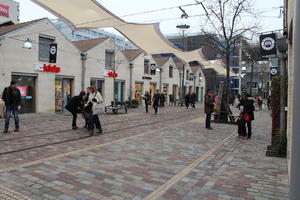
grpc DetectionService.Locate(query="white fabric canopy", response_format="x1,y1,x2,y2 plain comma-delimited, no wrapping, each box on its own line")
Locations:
205,60,237,77
31,0,206,63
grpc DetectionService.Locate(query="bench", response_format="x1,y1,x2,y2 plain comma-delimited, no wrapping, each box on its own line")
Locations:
105,101,128,114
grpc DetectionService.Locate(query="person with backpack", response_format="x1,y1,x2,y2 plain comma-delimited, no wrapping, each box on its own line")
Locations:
2,81,21,133
65,91,86,130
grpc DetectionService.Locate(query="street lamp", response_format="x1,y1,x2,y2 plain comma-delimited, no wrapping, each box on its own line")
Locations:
176,24,190,106
156,67,163,92
23,39,32,49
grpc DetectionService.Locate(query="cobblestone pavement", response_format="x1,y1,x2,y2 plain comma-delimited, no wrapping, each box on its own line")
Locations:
0,105,289,200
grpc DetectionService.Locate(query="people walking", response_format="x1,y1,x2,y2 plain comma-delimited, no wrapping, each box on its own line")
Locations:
143,91,151,113
152,89,160,114
2,81,21,133
65,91,86,130
185,92,191,109
204,89,214,130
85,87,103,136
191,92,196,108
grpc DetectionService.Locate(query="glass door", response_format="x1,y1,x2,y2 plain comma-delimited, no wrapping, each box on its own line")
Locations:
55,79,72,112
55,79,62,112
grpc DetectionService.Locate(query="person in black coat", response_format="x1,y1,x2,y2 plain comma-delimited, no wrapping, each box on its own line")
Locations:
160,92,165,107
2,81,21,133
143,91,151,113
152,89,160,114
65,91,86,130
185,92,191,109
190,92,196,108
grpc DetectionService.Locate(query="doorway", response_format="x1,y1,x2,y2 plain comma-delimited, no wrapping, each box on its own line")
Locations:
55,78,73,112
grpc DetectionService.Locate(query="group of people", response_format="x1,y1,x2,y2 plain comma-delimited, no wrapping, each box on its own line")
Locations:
142,89,161,114
65,86,103,136
184,92,197,109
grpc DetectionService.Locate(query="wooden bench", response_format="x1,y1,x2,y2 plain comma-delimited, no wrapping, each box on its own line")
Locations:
105,101,128,114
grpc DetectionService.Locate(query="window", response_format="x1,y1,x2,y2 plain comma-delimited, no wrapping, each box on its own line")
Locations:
186,70,189,80
39,35,55,61
105,50,114,69
169,65,173,78
144,59,150,74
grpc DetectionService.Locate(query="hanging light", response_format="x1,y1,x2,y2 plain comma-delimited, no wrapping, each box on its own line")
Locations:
23,39,32,49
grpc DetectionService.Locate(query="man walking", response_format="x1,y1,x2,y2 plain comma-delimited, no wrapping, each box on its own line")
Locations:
204,89,214,130
152,89,160,114
2,81,21,133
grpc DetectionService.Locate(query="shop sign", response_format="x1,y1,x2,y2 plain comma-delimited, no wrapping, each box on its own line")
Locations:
35,64,61,73
142,76,152,80
0,4,9,17
259,33,277,58
49,43,57,63
103,71,118,78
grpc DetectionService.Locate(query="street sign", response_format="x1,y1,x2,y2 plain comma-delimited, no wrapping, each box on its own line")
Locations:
150,64,156,75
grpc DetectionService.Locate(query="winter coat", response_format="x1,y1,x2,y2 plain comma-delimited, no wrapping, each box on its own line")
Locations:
152,94,160,105
65,95,84,113
191,93,196,104
85,92,103,106
1,87,21,106
143,94,151,105
204,94,214,114
185,94,191,105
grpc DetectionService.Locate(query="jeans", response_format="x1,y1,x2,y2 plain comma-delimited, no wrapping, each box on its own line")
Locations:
246,121,252,138
5,105,19,130
145,103,149,113
89,112,102,131
153,103,159,114
205,113,211,128
71,112,77,127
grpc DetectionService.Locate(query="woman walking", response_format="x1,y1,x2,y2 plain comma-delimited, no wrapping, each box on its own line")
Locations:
185,92,191,109
85,87,103,136
65,91,86,130
143,91,151,113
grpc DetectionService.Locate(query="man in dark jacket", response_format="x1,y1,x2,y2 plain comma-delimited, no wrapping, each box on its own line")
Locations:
152,89,160,114
160,92,165,107
191,92,197,108
65,91,86,130
204,89,214,130
185,92,191,109
2,81,21,133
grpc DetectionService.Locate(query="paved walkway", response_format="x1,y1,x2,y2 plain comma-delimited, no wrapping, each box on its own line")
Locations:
0,105,289,200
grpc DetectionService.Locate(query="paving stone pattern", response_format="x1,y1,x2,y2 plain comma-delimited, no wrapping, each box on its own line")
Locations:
0,106,289,200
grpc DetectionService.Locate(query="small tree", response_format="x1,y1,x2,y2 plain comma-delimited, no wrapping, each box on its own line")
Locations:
199,0,259,120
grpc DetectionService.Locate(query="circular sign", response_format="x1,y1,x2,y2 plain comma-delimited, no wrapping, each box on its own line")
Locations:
261,37,275,51
50,46,57,55
270,68,278,75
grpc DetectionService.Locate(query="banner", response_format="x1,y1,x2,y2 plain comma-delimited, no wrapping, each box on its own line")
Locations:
260,33,277,58
49,43,57,63
0,4,9,17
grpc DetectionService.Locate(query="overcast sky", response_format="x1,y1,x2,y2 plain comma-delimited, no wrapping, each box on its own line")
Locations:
14,0,283,38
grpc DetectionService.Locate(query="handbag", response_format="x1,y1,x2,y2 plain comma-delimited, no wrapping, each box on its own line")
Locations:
92,102,105,115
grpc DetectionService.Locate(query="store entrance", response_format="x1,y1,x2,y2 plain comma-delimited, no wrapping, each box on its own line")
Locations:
12,75,36,113
55,78,72,112
149,83,157,98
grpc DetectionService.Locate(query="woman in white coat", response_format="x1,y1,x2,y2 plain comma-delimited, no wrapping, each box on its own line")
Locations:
85,87,103,135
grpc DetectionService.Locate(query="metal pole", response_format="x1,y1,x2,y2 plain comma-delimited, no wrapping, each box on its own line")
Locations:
80,53,87,91
181,64,185,107
129,62,133,106
249,61,254,96
159,69,162,92
290,0,300,198
280,53,287,132
238,39,242,95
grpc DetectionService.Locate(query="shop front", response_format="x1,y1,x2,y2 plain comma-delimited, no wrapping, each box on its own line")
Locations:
55,76,73,112
114,80,125,102
163,84,169,104
11,73,37,114
172,84,178,100
134,82,143,104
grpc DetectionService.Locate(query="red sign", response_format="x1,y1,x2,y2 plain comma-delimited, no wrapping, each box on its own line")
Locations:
43,64,61,73
17,87,27,97
0,4,9,17
108,71,118,78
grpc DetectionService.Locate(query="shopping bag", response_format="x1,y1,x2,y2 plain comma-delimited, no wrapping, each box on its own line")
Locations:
92,102,105,115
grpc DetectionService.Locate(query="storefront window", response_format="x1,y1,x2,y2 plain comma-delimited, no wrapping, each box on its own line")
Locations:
12,75,36,113
91,79,104,96
55,78,73,112
114,80,125,102
135,83,143,104
149,83,157,98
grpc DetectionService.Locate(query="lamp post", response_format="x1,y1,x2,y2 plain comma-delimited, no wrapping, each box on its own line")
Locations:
176,24,190,107
129,62,134,107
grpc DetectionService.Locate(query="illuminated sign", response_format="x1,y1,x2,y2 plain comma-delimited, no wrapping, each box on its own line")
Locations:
104,71,118,78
